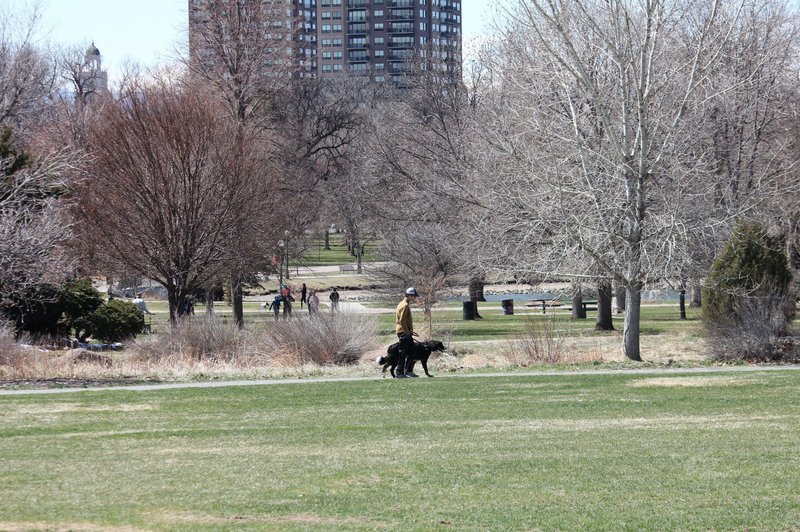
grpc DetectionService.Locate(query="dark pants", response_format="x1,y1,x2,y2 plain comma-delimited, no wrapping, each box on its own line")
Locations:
397,332,414,375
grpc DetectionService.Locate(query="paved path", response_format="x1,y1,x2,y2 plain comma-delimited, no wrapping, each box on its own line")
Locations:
2,365,798,396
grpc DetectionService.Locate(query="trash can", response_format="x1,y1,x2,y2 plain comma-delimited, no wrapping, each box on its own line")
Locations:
501,299,514,315
462,300,476,320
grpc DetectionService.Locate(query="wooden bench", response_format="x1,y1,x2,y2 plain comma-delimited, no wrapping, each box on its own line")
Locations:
525,299,563,314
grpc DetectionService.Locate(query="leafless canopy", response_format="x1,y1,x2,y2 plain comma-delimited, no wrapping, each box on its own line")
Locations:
82,77,277,321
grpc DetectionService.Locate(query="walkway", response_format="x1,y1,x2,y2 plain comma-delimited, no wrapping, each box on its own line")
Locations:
2,365,798,396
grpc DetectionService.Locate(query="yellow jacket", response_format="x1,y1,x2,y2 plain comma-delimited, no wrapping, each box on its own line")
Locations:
395,298,413,334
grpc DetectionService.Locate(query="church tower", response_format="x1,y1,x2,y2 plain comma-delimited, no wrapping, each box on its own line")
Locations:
79,42,109,102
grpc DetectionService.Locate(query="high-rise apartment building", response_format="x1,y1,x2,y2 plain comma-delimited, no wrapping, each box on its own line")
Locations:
189,0,462,85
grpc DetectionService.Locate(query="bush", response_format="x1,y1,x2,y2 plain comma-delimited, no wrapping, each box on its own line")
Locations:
59,280,105,340
91,299,145,342
509,315,567,366
0,279,104,338
268,313,377,365
135,315,245,362
703,221,794,361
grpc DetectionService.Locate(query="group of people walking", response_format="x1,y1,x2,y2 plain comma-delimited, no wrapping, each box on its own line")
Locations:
266,283,341,321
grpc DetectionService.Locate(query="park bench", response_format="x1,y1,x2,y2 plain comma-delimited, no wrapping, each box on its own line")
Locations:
525,299,564,314
339,264,357,272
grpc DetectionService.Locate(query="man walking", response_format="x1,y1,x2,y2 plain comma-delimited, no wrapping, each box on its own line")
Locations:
329,287,340,312
395,287,419,378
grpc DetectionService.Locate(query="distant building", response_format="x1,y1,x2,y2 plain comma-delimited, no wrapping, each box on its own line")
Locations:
78,42,108,102
188,0,462,86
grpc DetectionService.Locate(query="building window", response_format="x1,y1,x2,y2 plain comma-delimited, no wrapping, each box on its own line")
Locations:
374,36,384,44
374,23,384,30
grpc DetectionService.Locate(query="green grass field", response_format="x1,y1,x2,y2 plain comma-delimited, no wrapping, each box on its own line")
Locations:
372,305,703,341
2,369,800,530
295,239,377,267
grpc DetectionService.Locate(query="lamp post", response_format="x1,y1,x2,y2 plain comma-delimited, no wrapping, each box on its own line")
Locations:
284,230,290,282
278,239,285,287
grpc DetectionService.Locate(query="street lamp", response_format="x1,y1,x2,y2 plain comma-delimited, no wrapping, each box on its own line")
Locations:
277,239,285,286
284,230,290,282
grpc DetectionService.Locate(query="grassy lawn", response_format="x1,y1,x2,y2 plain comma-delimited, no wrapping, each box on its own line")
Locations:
373,305,703,341
2,369,800,529
296,239,378,267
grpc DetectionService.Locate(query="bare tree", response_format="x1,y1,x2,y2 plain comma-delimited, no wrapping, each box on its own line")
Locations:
0,3,56,131
475,0,753,360
0,128,78,303
82,77,278,322
186,0,362,325
363,54,485,327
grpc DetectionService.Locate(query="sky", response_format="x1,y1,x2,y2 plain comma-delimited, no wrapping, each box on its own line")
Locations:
38,0,498,83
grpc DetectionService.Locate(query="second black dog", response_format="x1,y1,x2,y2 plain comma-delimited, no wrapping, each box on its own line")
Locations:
376,339,445,378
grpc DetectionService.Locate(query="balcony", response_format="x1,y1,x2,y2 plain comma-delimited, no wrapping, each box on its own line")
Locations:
388,23,414,33
389,0,413,7
348,38,368,49
389,62,411,73
389,49,413,60
348,23,368,34
348,0,367,7
389,9,413,20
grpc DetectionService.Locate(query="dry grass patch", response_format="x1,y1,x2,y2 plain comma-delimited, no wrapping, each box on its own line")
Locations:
0,522,145,532
472,414,793,433
629,376,758,388
0,314,379,382
156,510,381,527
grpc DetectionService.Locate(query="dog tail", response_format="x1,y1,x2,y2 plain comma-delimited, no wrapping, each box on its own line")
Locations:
376,355,387,365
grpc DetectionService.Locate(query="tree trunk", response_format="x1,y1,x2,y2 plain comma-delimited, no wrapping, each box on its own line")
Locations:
356,244,363,274
623,283,643,361
615,283,626,314
595,282,615,331
690,284,702,308
324,230,330,251
572,285,586,319
423,303,433,340
205,287,215,315
168,288,178,324
679,289,687,320
469,276,485,319
232,276,244,328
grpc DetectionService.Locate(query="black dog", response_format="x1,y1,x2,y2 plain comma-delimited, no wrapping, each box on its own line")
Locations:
376,339,445,378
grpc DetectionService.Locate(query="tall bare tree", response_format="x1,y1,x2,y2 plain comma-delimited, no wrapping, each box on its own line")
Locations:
363,53,485,329
82,77,278,322
186,0,362,325
475,0,754,360
0,129,78,303
0,3,56,131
